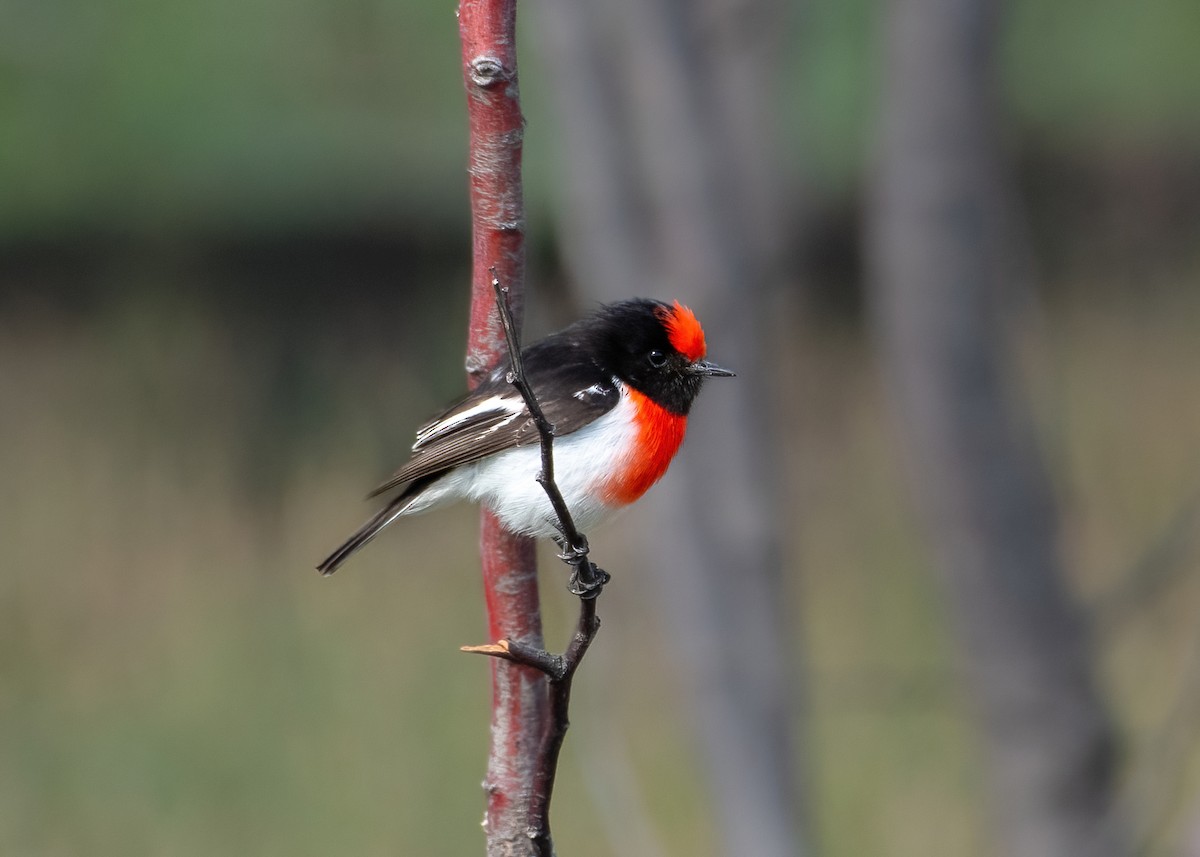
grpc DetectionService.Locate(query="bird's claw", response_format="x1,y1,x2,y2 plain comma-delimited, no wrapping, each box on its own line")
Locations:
567,563,610,599
556,534,590,565
553,534,607,597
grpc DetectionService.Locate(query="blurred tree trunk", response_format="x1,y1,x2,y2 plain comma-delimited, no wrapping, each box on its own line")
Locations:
864,1,1128,856
530,0,807,856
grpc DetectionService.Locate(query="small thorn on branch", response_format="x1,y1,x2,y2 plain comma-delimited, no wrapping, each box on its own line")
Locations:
462,639,569,680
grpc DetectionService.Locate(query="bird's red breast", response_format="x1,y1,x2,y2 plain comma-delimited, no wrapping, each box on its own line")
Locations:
603,387,688,505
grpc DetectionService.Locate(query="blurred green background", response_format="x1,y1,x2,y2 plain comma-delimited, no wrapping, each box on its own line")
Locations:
3,0,1199,854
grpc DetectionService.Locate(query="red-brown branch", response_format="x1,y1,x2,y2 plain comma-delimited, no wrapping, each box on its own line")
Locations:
461,0,526,386
459,2,546,855
459,4,609,854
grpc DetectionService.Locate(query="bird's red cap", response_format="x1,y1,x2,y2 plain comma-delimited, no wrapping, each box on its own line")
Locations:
657,301,707,363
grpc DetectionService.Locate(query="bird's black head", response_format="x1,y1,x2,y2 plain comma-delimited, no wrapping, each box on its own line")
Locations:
573,299,734,415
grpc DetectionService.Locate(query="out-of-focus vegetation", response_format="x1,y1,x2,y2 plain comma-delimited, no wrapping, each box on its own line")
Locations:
3,0,1199,237
3,0,1200,854
4,286,1199,856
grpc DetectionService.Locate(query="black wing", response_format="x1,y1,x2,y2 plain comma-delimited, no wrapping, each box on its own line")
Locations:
366,344,619,498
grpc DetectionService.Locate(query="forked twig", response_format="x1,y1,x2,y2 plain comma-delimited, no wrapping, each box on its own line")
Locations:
460,270,610,856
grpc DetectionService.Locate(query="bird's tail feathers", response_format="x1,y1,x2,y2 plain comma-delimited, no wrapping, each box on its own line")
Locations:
316,477,435,575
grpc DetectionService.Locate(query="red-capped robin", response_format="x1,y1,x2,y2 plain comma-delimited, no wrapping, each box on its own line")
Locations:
317,299,733,575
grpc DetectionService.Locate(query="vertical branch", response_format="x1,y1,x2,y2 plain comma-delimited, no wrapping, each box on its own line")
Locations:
461,0,526,385
457,2,545,855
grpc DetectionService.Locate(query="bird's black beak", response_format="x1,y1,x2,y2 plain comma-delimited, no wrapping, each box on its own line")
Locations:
691,360,736,377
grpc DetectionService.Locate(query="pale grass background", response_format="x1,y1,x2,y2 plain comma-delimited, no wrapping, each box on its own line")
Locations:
3,284,1197,856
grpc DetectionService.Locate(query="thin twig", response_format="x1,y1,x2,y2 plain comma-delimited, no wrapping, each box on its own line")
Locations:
491,269,610,598
465,599,600,856
1092,486,1200,637
459,270,610,857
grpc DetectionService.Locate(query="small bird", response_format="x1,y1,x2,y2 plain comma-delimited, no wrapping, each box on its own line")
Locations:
316,299,733,575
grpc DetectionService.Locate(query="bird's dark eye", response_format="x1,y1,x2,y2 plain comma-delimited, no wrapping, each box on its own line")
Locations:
648,350,667,367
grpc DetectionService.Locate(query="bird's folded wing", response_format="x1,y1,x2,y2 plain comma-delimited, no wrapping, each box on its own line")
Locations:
367,360,620,499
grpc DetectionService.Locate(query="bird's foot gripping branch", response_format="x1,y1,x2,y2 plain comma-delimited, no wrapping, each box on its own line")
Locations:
559,539,610,599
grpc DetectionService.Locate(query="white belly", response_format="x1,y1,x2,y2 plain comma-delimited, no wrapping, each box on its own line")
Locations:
416,392,640,539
